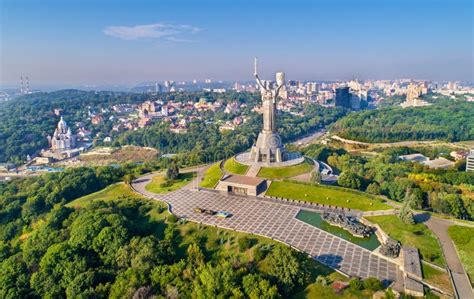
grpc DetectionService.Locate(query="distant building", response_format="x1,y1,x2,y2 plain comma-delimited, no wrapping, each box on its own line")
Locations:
141,100,158,113
399,153,454,169
422,157,455,169
450,151,467,161
400,82,431,108
467,149,474,172
334,86,351,108
91,115,104,125
47,116,76,151
53,108,63,116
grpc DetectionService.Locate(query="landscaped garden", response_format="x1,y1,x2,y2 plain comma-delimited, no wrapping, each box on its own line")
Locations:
448,225,474,283
365,215,445,267
199,162,224,188
223,157,249,175
266,181,391,211
257,158,315,179
145,172,195,194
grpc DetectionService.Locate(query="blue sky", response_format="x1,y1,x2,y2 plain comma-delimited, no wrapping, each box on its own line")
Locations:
1,0,473,86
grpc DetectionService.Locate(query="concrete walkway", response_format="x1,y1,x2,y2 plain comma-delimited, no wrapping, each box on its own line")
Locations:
417,214,473,299
246,165,261,177
132,173,402,287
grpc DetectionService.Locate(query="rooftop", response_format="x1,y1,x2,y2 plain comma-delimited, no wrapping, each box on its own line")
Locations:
220,174,265,186
402,247,422,278
422,157,455,169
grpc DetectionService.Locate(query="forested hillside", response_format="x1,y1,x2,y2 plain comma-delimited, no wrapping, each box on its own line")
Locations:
0,90,149,163
331,99,474,143
1,167,380,298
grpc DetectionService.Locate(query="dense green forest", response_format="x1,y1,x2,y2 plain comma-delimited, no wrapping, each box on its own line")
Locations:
304,145,474,220
0,167,392,298
331,99,474,143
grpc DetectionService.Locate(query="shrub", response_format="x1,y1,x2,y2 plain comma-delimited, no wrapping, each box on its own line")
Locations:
349,277,363,291
167,214,178,223
316,275,328,286
238,237,251,252
160,180,174,188
253,246,266,262
363,277,383,291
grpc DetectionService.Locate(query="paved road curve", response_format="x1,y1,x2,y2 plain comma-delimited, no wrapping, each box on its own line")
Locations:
422,215,474,299
133,173,402,286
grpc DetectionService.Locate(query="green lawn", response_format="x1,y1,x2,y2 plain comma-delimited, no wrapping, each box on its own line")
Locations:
266,181,391,211
66,183,147,208
421,262,452,293
223,158,249,175
199,163,223,188
448,225,474,284
145,172,195,194
258,158,314,179
365,215,445,267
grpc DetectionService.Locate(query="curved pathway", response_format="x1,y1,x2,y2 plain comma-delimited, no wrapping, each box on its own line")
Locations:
420,215,474,299
132,173,402,286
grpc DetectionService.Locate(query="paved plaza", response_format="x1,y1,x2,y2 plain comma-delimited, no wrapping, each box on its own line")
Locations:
133,173,401,285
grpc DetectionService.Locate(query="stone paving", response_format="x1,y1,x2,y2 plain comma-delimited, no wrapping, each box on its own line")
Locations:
133,174,401,285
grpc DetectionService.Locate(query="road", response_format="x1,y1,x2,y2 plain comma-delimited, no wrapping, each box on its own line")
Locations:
416,214,473,299
331,135,473,150
132,173,402,287
292,129,327,146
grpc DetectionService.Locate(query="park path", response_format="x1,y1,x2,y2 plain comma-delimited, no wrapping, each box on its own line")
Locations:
132,173,402,287
420,215,474,299
245,165,261,177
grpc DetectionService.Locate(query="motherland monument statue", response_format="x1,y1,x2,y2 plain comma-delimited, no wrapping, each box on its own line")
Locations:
248,57,286,163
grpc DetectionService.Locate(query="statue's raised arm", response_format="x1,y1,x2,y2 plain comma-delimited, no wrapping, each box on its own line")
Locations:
254,57,267,92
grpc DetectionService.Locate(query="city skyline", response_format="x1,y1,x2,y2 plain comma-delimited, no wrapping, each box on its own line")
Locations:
1,0,473,87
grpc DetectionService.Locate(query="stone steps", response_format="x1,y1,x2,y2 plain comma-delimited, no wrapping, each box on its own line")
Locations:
246,165,261,177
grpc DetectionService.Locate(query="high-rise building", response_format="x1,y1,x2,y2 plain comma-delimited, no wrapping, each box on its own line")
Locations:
466,149,474,172
335,86,351,108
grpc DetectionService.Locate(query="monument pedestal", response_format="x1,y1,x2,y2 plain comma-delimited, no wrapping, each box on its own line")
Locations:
249,131,285,163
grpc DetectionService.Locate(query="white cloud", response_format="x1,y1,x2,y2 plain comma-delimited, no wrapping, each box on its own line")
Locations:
103,23,201,41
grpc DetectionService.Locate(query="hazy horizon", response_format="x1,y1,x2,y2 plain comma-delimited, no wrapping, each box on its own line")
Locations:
1,0,473,87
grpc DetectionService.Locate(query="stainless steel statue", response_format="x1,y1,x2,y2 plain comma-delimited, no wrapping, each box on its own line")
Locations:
249,58,286,163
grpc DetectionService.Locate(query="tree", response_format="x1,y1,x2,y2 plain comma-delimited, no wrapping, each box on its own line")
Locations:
192,261,242,298
242,274,278,299
166,163,180,180
337,171,362,189
366,182,381,195
30,242,89,298
363,277,383,291
0,254,31,299
267,246,308,295
238,237,251,252
187,243,205,269
398,201,415,224
310,170,322,184
123,173,136,185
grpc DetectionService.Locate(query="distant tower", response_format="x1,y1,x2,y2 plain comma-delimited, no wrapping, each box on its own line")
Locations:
20,76,24,94
25,77,30,94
